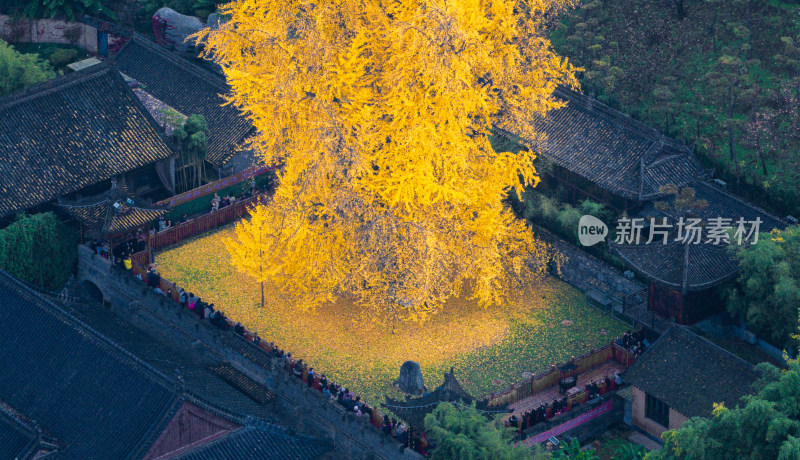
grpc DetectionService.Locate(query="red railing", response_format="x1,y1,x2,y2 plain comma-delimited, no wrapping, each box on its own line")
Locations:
131,250,150,267
146,195,263,251
486,342,635,408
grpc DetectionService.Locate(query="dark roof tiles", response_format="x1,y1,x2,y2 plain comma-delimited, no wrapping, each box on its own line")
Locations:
59,186,168,237
496,87,705,200
0,271,180,460
0,411,36,460
0,270,333,459
0,63,173,218
612,181,787,291
114,36,253,167
624,326,759,418
175,422,333,460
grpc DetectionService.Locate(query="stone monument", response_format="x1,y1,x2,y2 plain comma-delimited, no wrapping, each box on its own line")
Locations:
395,361,426,396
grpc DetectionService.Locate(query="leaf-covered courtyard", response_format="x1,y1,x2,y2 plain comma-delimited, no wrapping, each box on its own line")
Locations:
155,226,628,405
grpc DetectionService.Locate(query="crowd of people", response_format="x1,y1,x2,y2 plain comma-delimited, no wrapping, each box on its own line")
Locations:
209,178,264,213
154,216,174,233
506,370,620,434
618,330,650,358
111,253,424,452
503,331,645,435
210,193,238,212
88,239,111,259
270,347,427,451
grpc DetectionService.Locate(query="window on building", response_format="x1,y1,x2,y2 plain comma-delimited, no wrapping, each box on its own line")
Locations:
645,392,670,427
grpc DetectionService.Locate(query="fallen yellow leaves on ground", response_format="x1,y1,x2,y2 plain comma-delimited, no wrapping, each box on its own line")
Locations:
156,226,628,405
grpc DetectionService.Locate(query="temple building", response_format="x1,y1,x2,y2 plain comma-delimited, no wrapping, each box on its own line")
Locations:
113,34,256,178
622,326,758,440
0,270,333,459
497,87,790,325
58,181,169,245
0,62,175,225
495,86,706,213
612,181,786,324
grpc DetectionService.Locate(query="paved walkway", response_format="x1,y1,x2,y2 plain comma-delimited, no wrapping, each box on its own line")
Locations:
508,362,626,415
628,431,663,452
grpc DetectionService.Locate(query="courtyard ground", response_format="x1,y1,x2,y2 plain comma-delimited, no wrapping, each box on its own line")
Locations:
155,226,628,406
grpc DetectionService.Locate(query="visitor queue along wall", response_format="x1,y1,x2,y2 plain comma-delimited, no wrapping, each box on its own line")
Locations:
80,167,637,455
78,172,421,459
78,245,421,460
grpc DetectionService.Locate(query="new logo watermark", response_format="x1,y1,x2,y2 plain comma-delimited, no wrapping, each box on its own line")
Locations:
578,215,609,247
577,216,762,247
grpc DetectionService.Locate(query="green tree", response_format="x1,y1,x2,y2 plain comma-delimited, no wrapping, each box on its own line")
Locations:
0,40,56,97
172,114,209,193
724,226,800,349
424,402,534,460
608,439,647,460
647,318,800,460
0,213,78,290
551,438,599,459
1,0,114,20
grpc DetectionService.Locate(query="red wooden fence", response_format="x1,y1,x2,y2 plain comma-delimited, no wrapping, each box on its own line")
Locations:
487,342,636,407
155,165,272,208
147,195,263,251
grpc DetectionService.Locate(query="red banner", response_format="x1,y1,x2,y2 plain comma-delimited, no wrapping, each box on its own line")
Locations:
520,400,613,447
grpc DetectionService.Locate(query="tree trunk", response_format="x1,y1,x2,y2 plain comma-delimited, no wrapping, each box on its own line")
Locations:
728,83,736,163
710,9,718,53
696,119,701,143
193,151,201,189
756,135,768,176
261,280,265,309
675,0,686,20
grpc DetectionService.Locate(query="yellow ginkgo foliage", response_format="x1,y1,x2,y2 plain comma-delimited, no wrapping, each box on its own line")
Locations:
198,0,578,326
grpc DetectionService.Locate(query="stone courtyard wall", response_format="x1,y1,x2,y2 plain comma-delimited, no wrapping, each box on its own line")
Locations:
77,245,421,460
534,226,645,310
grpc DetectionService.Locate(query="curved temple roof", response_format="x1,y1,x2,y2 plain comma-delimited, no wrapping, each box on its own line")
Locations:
611,181,787,291
113,35,254,167
58,184,170,238
494,86,706,201
0,62,174,219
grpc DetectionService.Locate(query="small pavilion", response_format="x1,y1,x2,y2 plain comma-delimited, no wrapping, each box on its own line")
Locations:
384,368,508,430
58,180,169,248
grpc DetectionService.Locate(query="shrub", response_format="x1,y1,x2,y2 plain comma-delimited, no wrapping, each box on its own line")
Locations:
0,213,78,290
0,40,56,96
48,48,78,68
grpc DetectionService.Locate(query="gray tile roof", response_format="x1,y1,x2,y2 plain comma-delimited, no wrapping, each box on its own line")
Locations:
612,181,787,291
0,271,332,459
623,326,759,418
495,87,705,200
0,409,36,460
113,35,254,167
58,185,169,238
175,422,333,460
0,271,181,459
0,62,174,218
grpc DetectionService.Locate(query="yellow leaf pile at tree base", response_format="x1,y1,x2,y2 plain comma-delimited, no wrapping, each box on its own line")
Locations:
156,226,628,405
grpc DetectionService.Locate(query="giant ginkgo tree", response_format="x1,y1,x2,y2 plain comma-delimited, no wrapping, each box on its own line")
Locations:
198,0,579,325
